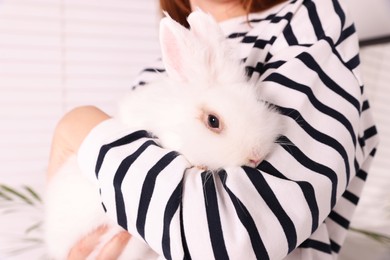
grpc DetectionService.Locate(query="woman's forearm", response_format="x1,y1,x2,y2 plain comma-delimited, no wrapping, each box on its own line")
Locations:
46,106,110,181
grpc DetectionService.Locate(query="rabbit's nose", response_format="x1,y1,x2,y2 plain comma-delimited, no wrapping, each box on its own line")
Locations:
248,158,261,167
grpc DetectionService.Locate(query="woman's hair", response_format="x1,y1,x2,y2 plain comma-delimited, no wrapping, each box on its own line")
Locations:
159,0,287,28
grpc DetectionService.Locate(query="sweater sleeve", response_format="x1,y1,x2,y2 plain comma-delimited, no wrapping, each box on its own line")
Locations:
77,1,378,259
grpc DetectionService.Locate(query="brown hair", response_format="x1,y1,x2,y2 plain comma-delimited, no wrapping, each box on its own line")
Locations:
159,0,287,28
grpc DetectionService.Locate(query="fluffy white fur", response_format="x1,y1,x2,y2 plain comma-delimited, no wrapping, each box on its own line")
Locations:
45,156,158,259
45,10,282,259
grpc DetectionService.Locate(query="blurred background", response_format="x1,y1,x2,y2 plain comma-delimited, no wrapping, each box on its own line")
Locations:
0,0,389,259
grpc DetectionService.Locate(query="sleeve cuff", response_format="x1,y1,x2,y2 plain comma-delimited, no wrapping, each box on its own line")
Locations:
77,118,140,182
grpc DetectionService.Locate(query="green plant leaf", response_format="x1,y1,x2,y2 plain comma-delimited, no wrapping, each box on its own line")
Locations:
23,186,42,203
25,221,43,234
0,189,13,201
0,185,35,205
0,184,45,257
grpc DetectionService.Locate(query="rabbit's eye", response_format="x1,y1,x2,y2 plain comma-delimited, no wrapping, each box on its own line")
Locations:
207,114,220,129
200,109,223,133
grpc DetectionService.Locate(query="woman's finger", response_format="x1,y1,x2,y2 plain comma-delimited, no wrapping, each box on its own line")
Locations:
96,230,131,260
67,225,108,260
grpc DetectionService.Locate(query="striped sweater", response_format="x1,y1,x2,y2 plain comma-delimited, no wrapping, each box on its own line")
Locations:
78,0,379,259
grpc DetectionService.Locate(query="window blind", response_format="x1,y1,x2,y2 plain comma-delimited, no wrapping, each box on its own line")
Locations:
0,0,160,182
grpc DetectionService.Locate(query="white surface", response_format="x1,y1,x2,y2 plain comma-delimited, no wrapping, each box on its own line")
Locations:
340,231,390,260
343,0,390,40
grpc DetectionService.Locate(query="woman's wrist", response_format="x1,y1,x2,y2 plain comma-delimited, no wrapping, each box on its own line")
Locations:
47,106,111,181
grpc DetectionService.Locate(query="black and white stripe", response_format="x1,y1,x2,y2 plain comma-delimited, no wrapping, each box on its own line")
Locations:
81,0,379,259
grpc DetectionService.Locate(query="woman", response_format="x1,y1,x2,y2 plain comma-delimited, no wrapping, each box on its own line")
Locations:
47,0,378,259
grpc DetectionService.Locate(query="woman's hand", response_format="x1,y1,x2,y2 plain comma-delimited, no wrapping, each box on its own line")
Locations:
47,106,110,181
68,225,131,260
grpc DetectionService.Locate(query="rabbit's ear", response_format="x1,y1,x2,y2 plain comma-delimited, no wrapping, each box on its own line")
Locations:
159,14,193,82
160,10,244,85
187,10,226,54
186,10,245,84
187,10,229,76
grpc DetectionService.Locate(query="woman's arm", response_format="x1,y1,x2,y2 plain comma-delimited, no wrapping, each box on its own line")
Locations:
46,106,132,259
47,106,110,181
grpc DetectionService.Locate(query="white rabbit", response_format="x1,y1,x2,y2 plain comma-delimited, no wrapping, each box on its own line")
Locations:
45,10,282,259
